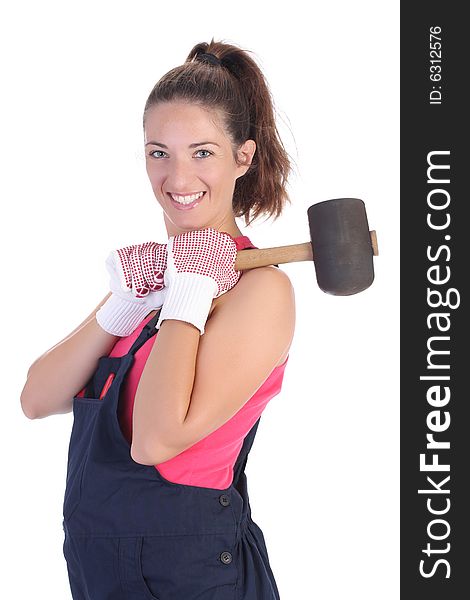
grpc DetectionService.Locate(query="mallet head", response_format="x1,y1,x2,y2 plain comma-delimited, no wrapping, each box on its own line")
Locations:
308,198,375,295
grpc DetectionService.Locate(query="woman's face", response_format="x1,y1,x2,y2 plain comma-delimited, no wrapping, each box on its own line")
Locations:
144,101,255,237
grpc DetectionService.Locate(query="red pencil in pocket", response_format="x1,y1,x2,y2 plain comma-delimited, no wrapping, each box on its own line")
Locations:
99,373,115,400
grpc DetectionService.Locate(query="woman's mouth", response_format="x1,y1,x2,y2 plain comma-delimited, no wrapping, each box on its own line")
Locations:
168,191,205,210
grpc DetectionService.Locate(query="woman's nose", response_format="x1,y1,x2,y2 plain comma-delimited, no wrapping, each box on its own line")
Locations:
165,158,196,190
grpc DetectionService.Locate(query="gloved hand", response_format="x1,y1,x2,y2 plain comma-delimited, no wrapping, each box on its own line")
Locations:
156,228,241,335
96,241,168,336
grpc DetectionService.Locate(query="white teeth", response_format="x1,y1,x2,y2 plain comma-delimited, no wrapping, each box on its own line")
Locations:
170,191,204,205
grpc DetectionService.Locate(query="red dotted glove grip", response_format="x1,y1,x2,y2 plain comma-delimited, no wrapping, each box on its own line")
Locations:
114,241,167,298
169,228,240,297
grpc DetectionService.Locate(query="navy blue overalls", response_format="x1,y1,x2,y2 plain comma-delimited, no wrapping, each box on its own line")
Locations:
62,308,281,599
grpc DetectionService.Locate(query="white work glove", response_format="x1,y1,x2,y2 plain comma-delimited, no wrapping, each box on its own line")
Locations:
96,241,168,336
156,228,241,335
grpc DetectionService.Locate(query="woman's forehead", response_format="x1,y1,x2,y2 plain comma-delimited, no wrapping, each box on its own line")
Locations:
145,101,225,135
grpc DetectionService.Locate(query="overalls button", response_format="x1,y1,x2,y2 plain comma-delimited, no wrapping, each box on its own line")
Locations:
219,494,230,506
220,551,233,564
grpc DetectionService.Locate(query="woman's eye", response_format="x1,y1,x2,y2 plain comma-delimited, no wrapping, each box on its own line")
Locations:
195,149,212,158
149,150,167,159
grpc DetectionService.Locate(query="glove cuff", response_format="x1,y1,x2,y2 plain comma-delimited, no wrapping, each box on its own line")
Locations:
96,293,153,336
156,272,218,335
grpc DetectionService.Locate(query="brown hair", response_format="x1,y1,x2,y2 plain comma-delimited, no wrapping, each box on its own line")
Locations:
143,38,293,226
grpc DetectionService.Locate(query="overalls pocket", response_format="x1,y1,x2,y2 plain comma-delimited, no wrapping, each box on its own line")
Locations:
63,398,101,521
134,533,238,600
118,537,161,600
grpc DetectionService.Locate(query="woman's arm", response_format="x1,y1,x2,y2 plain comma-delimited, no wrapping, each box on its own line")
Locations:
131,267,296,465
20,292,120,419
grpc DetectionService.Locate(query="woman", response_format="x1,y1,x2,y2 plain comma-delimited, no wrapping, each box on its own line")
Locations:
21,39,296,600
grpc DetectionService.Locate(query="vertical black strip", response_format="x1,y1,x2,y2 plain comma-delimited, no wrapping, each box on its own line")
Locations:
401,3,468,598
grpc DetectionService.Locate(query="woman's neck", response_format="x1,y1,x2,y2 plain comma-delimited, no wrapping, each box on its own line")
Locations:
164,217,244,239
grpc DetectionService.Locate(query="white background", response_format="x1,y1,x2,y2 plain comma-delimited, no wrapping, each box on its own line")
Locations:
1,1,399,598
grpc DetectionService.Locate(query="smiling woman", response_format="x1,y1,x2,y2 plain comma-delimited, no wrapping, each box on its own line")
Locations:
143,102,257,234
143,40,291,228
20,38,296,600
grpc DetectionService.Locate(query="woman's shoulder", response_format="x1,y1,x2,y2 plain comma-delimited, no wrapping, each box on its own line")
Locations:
211,265,296,366
216,264,294,309
239,264,294,297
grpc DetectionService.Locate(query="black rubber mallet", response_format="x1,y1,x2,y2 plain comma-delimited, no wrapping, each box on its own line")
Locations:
234,198,378,295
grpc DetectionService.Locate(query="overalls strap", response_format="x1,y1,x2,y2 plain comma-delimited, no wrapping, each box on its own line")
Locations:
126,308,162,356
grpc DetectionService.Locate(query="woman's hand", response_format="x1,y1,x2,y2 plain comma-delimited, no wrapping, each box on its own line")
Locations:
113,241,167,297
156,228,241,335
96,242,168,336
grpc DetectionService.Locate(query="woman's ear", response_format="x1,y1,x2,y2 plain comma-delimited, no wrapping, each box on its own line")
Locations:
236,139,256,177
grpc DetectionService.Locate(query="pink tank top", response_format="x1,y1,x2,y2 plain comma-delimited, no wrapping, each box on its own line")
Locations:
108,236,289,489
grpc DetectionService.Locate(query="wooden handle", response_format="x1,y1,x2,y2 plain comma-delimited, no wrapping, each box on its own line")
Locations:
234,231,378,270
234,242,313,270
370,230,379,256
